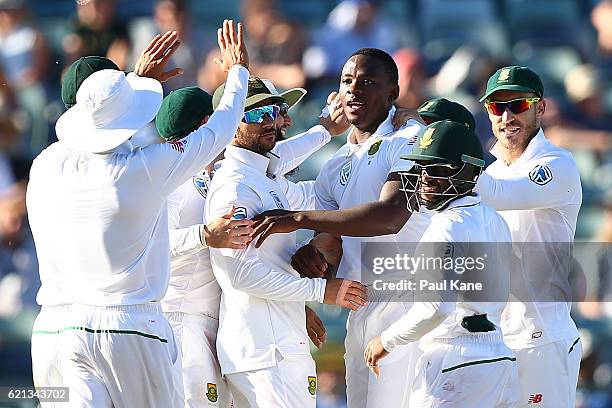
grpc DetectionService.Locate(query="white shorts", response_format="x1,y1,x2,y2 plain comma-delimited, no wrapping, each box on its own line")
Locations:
225,352,317,408
344,301,421,408
410,334,519,408
32,305,72,398
32,303,183,408
166,312,231,407
513,337,581,407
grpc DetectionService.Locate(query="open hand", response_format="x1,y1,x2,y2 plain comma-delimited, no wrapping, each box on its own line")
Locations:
392,106,425,130
323,278,367,311
363,336,389,379
319,91,350,136
306,306,327,348
134,31,183,82
212,19,249,73
204,206,254,249
251,209,300,247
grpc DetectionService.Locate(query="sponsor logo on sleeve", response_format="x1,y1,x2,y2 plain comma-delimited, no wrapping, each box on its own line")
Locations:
232,206,248,220
340,161,352,186
527,393,543,404
269,191,285,209
528,164,553,186
192,174,210,198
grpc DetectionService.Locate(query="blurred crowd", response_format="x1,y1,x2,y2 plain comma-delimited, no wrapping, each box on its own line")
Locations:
0,0,611,406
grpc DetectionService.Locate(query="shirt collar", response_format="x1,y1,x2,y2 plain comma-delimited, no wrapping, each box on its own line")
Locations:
490,128,547,167
347,105,396,148
444,194,481,210
224,144,272,175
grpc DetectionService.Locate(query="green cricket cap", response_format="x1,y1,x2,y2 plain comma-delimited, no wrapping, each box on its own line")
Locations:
480,65,544,102
155,86,213,142
403,120,484,167
62,56,120,108
418,98,475,130
212,76,306,111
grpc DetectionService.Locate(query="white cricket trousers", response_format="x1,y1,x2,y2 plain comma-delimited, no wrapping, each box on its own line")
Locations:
166,311,231,408
409,333,519,408
31,303,183,408
225,352,317,408
513,337,582,407
345,301,422,408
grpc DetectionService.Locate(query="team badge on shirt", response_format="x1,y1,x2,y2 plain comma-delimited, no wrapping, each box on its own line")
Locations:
340,161,352,186
192,174,211,198
269,191,285,209
368,139,382,155
528,164,553,186
307,376,317,396
206,383,218,402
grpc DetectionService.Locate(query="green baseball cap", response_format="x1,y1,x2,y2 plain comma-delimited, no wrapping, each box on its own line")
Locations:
418,98,476,130
212,76,306,111
403,120,484,168
155,86,213,142
480,65,544,102
62,56,120,108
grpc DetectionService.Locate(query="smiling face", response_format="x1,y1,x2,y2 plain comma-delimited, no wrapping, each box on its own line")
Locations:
234,100,284,155
486,90,545,162
339,54,399,133
415,163,454,206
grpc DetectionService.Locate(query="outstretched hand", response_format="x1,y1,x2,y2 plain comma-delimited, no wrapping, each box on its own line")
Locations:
392,106,425,130
134,31,183,82
212,19,249,73
251,209,300,248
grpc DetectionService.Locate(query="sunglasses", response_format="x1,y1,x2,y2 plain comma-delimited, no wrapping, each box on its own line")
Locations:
242,105,281,124
413,163,458,178
484,98,541,116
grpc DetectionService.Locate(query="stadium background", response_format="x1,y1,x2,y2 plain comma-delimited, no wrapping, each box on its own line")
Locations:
0,0,610,406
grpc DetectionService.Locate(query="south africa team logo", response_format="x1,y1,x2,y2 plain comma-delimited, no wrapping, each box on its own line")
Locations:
340,161,352,186
368,139,382,155
307,376,317,396
206,383,218,402
528,164,553,186
419,128,435,149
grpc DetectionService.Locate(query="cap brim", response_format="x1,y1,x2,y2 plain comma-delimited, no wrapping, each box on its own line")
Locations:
56,75,163,153
244,93,285,110
280,88,306,109
479,85,540,102
402,154,448,162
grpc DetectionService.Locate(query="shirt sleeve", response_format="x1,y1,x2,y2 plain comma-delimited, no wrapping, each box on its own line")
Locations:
314,162,339,210
380,225,460,351
167,185,205,258
271,125,332,177
387,120,423,174
139,65,248,197
208,182,326,302
277,178,316,210
476,154,582,211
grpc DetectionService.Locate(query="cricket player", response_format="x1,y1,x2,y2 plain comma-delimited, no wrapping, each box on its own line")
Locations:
157,80,348,407
205,86,368,407
28,21,248,407
476,66,583,407
253,48,430,408
363,120,519,407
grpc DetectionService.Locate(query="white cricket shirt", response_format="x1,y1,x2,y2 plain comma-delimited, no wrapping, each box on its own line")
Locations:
206,145,326,374
314,106,428,282
476,129,582,348
381,195,513,350
161,127,329,317
27,65,248,306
